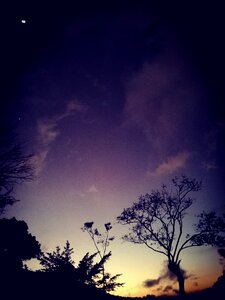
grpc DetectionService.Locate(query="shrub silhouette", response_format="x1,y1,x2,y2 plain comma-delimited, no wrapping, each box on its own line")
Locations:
0,217,41,273
39,240,75,274
39,240,118,291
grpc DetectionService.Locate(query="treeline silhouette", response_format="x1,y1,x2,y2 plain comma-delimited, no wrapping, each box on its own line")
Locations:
0,134,225,299
1,217,225,300
0,218,124,300
0,132,121,299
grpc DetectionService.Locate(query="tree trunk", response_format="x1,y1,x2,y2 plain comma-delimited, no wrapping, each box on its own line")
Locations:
168,261,186,299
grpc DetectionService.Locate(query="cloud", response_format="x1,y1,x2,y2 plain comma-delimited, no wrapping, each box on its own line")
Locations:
37,100,87,146
202,123,225,171
193,281,198,287
201,161,218,171
87,185,98,193
123,32,207,171
162,285,173,293
37,118,60,146
147,151,190,176
144,278,161,288
33,100,87,174
66,100,87,114
31,149,49,175
143,261,191,291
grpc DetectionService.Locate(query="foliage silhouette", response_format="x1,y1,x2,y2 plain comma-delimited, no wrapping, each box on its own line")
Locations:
117,175,225,298
39,240,122,292
0,230,224,300
39,240,75,274
0,138,34,214
82,221,124,292
0,217,41,273
218,248,225,269
82,221,115,260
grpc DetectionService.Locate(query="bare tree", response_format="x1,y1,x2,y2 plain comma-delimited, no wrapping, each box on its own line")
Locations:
117,176,225,298
0,142,34,214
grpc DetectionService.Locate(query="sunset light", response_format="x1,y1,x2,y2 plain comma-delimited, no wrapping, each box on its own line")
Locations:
1,1,225,300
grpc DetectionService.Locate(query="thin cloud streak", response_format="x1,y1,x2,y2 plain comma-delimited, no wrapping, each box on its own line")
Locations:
147,151,190,177
32,100,87,175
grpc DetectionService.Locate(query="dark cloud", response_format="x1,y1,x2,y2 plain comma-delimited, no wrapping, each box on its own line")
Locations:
162,285,173,293
144,278,161,288
143,261,192,290
193,281,198,287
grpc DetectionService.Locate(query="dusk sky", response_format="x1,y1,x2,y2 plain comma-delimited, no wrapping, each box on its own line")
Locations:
1,0,225,297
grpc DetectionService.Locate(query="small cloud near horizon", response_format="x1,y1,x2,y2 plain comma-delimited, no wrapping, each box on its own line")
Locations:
87,185,98,193
147,151,190,177
143,261,193,291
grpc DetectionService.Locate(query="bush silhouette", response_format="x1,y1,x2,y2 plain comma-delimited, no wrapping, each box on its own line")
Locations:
0,217,41,273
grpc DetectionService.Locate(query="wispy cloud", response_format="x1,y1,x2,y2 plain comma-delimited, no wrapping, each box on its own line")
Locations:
33,100,87,174
123,33,207,173
37,100,87,146
202,123,225,172
147,151,190,177
32,149,49,176
37,118,60,146
202,161,218,171
87,185,98,193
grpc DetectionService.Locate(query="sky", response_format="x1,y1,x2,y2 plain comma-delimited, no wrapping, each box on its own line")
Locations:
1,0,225,297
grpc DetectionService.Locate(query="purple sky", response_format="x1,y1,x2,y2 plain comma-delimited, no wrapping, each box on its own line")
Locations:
1,0,225,297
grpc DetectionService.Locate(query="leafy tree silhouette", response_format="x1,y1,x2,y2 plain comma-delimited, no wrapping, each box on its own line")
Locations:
39,240,118,291
117,175,225,298
0,217,41,273
39,240,75,274
212,248,225,295
82,221,124,292
218,248,225,270
77,251,110,286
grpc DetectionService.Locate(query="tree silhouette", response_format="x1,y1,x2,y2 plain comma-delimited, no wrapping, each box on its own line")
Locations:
218,248,225,270
82,221,123,292
39,240,117,291
117,176,225,298
0,140,34,214
77,251,111,287
82,222,114,261
39,240,75,274
0,217,41,273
